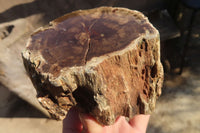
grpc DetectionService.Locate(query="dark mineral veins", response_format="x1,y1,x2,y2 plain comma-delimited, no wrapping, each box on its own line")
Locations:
22,7,164,125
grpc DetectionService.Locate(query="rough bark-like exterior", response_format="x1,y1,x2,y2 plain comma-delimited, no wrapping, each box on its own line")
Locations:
22,7,163,125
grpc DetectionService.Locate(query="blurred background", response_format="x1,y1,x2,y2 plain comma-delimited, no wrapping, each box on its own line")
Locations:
0,0,200,132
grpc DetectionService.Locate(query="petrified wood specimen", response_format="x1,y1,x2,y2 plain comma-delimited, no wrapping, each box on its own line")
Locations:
22,7,164,125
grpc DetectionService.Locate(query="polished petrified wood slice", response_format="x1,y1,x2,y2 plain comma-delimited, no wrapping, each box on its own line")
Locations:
22,7,164,125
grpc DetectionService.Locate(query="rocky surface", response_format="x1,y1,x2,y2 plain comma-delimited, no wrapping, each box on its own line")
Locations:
22,7,163,125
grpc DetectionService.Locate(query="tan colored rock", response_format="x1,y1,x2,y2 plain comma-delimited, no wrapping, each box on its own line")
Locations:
22,7,164,125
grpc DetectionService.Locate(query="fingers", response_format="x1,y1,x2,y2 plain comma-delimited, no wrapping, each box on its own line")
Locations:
63,107,150,133
129,115,150,133
79,114,103,133
62,107,83,133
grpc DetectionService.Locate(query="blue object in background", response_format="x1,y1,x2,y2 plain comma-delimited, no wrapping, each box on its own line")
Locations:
182,0,200,8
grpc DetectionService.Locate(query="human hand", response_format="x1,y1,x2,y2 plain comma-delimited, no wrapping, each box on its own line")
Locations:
63,107,150,133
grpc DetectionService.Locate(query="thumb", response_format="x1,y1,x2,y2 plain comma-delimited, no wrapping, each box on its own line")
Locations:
79,114,103,133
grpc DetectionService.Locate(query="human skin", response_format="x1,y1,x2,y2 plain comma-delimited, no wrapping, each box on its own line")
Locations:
63,107,150,133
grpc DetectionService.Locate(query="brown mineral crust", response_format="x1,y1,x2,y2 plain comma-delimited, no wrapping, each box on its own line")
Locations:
22,7,164,125
92,38,162,124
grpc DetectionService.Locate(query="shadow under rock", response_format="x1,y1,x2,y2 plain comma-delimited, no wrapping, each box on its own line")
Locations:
0,83,47,118
0,0,74,24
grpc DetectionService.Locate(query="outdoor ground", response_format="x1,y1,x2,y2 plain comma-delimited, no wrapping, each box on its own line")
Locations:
0,0,200,133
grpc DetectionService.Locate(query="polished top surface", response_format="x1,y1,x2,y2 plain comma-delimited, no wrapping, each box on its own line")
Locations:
27,7,154,74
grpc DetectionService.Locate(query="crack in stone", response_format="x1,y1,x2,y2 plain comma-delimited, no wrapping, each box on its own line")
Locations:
84,38,91,64
83,20,98,64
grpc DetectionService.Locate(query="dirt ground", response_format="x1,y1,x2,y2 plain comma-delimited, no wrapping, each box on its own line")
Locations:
148,70,200,133
0,0,200,133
